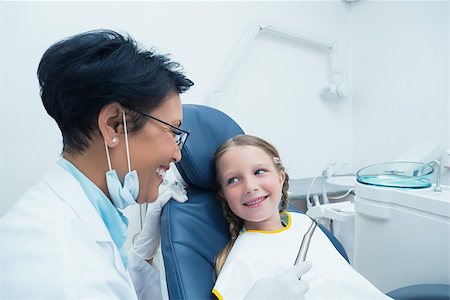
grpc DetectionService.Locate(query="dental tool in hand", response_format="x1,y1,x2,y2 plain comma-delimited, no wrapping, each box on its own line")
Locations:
294,219,317,269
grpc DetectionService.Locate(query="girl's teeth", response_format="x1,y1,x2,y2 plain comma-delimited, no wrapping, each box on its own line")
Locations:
245,197,265,206
157,168,166,177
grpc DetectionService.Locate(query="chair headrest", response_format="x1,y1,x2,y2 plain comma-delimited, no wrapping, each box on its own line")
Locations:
175,104,244,190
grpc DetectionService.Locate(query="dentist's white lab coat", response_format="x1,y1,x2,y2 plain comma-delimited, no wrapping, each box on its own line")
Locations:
0,164,161,299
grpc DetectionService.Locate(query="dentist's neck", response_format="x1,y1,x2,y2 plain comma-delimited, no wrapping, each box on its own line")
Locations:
63,139,110,199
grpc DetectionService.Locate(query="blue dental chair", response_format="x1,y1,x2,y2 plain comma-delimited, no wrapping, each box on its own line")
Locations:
160,104,348,300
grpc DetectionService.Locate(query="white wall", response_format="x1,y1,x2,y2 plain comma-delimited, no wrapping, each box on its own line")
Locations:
0,1,352,216
0,1,448,217
215,2,353,179
351,1,449,177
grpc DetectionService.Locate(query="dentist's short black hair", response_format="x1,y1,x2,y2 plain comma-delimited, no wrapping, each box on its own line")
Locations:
38,29,193,154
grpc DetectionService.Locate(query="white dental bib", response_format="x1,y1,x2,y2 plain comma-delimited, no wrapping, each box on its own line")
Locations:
213,212,391,300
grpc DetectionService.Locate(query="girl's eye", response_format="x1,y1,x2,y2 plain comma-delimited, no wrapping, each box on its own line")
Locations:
255,169,267,175
227,177,239,185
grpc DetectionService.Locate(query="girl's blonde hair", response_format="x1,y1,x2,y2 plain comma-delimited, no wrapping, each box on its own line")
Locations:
213,134,290,276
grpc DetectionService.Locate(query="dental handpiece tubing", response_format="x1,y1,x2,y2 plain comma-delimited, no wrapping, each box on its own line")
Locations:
294,220,317,266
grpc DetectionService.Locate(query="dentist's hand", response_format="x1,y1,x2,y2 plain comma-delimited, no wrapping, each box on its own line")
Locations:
131,181,188,260
245,261,312,300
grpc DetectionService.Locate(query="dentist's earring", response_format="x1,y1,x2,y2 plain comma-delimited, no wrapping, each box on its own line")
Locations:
112,137,119,144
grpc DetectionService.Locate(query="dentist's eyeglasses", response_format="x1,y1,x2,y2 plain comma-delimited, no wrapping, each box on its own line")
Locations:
133,109,190,150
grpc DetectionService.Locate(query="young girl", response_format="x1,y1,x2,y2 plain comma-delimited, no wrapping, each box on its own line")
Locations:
212,135,391,300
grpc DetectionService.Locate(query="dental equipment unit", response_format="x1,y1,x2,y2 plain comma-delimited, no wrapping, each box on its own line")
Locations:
353,161,449,297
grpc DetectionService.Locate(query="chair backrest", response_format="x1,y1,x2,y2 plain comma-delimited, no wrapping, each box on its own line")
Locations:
161,104,348,300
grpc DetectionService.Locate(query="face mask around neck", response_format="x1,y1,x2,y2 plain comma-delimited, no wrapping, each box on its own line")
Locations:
104,110,139,209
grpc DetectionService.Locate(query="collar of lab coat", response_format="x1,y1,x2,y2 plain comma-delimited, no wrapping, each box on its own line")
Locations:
44,163,113,242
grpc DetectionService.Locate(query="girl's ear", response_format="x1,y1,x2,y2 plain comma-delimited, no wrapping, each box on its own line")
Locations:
278,170,286,186
217,184,226,200
98,102,123,148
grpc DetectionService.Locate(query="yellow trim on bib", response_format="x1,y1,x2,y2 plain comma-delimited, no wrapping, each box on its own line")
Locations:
243,212,292,234
212,288,224,300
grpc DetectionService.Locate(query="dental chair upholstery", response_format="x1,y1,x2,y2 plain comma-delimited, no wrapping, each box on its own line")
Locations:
161,104,348,300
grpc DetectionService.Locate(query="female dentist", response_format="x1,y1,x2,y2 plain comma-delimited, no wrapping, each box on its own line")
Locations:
0,29,311,299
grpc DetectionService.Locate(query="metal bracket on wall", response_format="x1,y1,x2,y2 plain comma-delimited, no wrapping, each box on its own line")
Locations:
208,20,350,107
